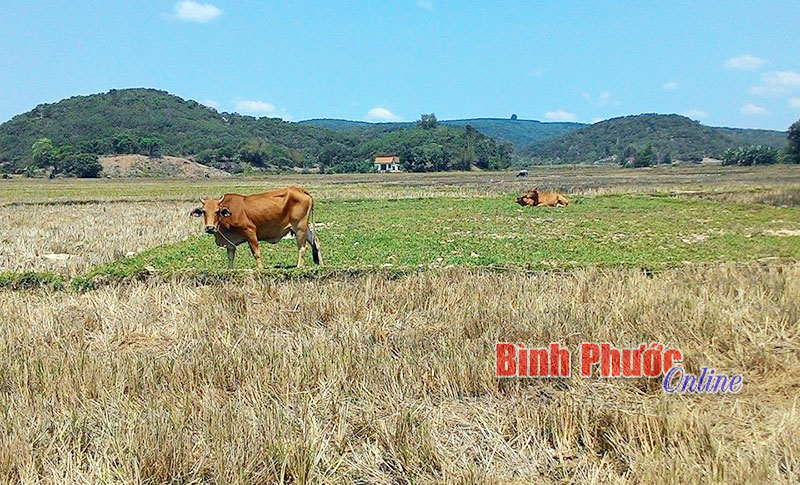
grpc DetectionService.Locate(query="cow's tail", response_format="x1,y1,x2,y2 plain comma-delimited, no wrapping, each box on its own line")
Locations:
307,197,322,265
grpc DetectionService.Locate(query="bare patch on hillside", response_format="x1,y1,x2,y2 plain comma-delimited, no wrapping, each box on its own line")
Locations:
100,155,230,178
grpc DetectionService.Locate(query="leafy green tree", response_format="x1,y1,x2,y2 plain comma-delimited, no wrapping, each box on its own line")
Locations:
787,119,800,164
62,153,103,177
633,145,656,167
138,137,163,157
111,133,138,154
418,113,438,130
31,138,57,169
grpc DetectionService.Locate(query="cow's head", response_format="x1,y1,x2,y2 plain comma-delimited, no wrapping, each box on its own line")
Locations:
515,189,539,207
190,196,232,234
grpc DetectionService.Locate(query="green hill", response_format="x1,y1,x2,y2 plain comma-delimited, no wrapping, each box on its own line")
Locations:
0,89,511,173
0,88,353,170
528,114,788,163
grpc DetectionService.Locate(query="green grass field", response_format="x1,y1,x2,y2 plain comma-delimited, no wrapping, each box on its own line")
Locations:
74,194,800,287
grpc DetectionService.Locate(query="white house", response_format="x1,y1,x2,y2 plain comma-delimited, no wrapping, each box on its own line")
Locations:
374,155,401,172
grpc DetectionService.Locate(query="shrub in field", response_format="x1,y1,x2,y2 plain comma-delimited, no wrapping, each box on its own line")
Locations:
722,145,778,166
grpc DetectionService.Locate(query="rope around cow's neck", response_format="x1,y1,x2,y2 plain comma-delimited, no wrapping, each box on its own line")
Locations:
214,221,237,248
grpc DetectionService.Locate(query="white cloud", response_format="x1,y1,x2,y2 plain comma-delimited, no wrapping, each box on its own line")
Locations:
174,1,222,23
740,103,768,116
416,0,434,11
202,99,219,110
582,90,617,107
683,109,707,120
750,70,800,96
725,54,767,70
544,109,577,122
789,97,800,108
367,107,401,121
663,81,678,90
234,100,276,115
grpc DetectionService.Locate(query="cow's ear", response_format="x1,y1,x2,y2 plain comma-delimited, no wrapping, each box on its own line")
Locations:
219,207,232,218
190,207,203,217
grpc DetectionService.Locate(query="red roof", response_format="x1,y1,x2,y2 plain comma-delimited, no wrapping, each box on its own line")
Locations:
374,155,399,164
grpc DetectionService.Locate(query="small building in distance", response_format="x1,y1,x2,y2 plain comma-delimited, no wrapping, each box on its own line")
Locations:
374,155,401,172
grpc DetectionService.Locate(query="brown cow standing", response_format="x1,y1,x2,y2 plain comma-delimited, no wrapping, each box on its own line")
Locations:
191,186,321,269
516,189,570,207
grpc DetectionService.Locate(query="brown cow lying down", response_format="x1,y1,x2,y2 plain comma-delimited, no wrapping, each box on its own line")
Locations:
515,189,570,207
191,186,321,269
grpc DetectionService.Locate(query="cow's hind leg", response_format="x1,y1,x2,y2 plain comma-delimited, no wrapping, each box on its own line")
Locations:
294,227,308,268
306,228,322,265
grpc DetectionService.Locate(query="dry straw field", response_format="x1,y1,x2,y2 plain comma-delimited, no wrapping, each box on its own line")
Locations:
0,165,799,483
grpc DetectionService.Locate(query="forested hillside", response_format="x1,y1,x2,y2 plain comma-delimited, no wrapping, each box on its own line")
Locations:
0,89,346,170
528,114,789,163
0,89,510,173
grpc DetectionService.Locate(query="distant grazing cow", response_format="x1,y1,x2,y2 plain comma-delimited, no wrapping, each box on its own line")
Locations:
515,189,570,207
516,169,529,177
191,186,321,268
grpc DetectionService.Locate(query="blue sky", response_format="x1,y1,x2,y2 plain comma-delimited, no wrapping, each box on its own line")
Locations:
1,1,799,130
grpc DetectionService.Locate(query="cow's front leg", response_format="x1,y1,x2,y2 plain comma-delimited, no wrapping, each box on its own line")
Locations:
244,229,262,269
226,246,236,269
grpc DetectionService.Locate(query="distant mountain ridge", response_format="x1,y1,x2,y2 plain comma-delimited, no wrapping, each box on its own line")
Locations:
299,118,585,152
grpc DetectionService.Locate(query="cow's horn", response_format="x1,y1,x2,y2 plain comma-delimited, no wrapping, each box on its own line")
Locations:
198,197,204,203
218,195,224,203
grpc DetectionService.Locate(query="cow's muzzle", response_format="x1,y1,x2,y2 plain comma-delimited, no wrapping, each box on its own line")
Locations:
205,225,217,234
